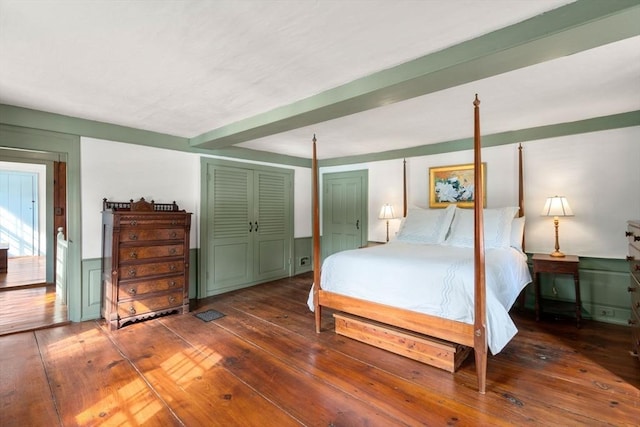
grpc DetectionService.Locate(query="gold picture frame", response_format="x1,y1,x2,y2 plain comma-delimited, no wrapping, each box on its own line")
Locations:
429,163,486,208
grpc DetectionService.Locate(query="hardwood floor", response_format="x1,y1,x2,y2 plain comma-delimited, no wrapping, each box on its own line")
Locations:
1,272,638,426
0,255,68,336
0,285,69,336
0,256,46,289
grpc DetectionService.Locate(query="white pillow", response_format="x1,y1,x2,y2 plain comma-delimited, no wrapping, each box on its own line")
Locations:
396,204,456,244
510,216,526,251
444,206,519,248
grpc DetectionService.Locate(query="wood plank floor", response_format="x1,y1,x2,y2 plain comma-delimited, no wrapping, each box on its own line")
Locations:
0,256,46,289
0,285,69,336
1,272,638,426
0,255,68,336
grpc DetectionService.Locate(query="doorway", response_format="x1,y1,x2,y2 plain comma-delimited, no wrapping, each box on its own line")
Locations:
0,156,68,335
0,164,46,288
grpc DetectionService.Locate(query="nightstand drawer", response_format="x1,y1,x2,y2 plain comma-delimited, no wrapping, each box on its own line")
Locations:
533,259,578,274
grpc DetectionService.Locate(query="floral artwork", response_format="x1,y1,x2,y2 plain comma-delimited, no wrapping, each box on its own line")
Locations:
429,163,486,208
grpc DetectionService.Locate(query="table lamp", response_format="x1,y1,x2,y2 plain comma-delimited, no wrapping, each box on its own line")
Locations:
541,196,573,257
378,204,396,242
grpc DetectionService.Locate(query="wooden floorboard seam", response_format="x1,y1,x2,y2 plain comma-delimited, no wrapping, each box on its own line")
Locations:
33,330,64,427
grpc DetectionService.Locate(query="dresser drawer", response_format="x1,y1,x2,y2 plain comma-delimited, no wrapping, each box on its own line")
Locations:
630,274,640,314
118,215,188,227
119,244,184,261
628,242,640,284
118,276,184,299
118,260,184,280
119,228,185,243
631,308,640,357
117,291,184,318
628,222,640,256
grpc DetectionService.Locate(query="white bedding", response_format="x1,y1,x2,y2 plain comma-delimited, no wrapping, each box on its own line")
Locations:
307,241,532,354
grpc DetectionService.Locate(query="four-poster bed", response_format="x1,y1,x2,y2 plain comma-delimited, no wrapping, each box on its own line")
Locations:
310,95,529,393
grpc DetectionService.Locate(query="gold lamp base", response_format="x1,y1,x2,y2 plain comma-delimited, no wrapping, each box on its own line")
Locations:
549,216,566,258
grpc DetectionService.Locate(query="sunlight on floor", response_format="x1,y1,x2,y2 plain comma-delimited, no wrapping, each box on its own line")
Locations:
74,377,164,426
160,344,222,386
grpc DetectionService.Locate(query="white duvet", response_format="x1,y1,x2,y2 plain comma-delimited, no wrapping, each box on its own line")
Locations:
307,241,532,354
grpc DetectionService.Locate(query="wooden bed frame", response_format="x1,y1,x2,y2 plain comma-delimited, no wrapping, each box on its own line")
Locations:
311,95,525,393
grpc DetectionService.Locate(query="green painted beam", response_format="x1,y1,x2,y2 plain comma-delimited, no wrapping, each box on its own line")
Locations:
0,104,190,149
0,104,310,167
319,110,640,167
190,0,640,150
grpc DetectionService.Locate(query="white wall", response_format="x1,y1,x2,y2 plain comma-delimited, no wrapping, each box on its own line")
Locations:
80,126,640,260
81,137,200,259
81,137,314,258
320,126,640,258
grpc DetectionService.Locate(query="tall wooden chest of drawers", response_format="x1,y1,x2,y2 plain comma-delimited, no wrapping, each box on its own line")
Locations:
627,220,640,359
101,198,191,331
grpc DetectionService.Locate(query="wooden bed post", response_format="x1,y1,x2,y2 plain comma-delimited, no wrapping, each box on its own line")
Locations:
518,143,526,251
473,95,488,394
312,134,322,333
403,159,408,218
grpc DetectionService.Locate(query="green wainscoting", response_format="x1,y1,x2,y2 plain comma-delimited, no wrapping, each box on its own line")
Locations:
294,237,313,275
523,255,630,326
82,249,630,327
80,258,102,321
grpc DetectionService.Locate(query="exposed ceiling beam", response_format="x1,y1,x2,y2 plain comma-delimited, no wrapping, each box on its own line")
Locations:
190,0,640,150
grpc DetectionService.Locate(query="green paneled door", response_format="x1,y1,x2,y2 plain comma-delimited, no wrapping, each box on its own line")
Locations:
323,170,368,258
203,160,293,296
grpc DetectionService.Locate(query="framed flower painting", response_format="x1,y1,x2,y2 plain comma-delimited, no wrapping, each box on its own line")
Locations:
428,163,486,208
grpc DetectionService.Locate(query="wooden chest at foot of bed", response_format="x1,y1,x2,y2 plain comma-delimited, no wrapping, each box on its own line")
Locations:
333,313,471,373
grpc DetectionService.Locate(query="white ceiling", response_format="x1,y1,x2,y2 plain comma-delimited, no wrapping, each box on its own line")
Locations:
1,0,638,160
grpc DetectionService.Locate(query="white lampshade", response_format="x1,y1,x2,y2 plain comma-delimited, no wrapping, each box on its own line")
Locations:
378,204,396,220
541,196,574,217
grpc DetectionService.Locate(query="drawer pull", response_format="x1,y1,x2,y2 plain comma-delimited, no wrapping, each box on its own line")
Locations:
629,287,637,293
169,280,176,287
129,251,138,259
171,220,177,225
626,231,634,237
629,318,637,325
170,231,177,238
636,265,640,272
627,255,635,261
169,248,177,255
636,236,640,242
168,296,176,304
129,233,138,241
169,264,177,271
635,301,640,309
128,288,136,296
130,220,138,226
128,268,137,277
128,306,136,315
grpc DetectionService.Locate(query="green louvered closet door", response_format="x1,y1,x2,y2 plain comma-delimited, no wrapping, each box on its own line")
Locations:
253,170,291,282
204,161,293,296
208,166,253,290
